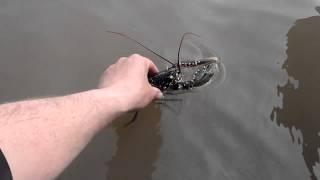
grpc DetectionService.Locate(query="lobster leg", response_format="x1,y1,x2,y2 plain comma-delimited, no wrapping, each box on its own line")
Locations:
123,111,139,127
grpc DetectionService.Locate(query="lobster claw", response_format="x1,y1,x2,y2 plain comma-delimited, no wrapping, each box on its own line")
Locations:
148,68,177,91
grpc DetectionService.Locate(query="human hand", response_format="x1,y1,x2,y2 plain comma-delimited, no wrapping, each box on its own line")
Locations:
99,54,163,112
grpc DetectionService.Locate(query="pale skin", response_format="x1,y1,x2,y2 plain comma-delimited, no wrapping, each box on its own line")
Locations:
0,54,162,180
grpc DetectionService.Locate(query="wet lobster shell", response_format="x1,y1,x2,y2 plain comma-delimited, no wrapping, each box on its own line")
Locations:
148,59,217,92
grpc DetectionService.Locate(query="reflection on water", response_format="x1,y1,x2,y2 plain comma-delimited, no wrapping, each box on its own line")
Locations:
271,8,320,180
106,104,161,180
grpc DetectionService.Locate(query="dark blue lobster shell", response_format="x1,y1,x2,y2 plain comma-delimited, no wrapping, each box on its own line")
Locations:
149,59,217,92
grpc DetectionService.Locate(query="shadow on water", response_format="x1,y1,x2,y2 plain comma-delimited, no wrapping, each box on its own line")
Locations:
106,104,162,180
271,7,320,180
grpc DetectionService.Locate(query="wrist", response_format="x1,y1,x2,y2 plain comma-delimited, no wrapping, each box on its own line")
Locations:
86,88,127,116
75,89,126,129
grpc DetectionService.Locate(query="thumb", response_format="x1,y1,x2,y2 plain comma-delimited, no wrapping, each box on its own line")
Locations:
152,87,163,100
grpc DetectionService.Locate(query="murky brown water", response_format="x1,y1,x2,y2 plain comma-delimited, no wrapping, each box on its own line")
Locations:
1,0,320,179
106,105,161,180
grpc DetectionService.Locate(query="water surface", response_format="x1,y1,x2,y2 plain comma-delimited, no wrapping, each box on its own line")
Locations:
0,0,320,179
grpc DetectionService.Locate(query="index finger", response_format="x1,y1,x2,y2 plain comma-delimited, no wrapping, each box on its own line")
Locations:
147,60,159,75
140,56,159,76
130,54,159,75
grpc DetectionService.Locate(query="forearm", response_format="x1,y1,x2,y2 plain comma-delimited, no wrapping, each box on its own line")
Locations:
0,89,122,180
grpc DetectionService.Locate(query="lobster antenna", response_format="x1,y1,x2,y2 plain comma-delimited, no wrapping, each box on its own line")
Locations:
106,31,174,65
177,32,201,72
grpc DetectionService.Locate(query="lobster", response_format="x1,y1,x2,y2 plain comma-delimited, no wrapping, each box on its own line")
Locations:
106,31,224,126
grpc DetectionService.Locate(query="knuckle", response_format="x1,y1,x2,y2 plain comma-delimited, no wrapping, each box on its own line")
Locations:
143,56,152,64
130,53,141,59
105,65,114,73
144,58,152,64
118,57,126,63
